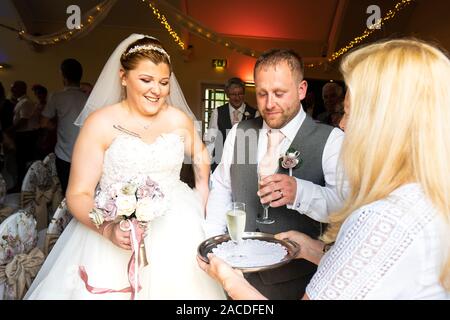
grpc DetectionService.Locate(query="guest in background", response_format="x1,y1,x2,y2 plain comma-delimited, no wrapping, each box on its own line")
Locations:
0,82,15,132
203,77,258,172
302,91,316,118
32,84,57,159
9,80,40,186
329,102,345,128
41,59,88,194
31,84,48,114
316,82,344,125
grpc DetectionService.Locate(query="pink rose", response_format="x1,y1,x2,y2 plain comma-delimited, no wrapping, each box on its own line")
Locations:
281,157,299,169
137,185,156,199
102,199,117,221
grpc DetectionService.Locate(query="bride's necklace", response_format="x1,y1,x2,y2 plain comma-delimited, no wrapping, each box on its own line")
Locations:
137,119,150,130
123,101,153,130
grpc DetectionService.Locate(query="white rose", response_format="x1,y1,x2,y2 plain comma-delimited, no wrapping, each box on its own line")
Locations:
122,183,138,196
135,197,168,222
115,194,137,217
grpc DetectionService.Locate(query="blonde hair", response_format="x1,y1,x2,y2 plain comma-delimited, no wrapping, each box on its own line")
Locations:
322,38,450,290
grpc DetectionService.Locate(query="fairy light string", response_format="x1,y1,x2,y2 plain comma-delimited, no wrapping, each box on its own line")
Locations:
8,0,413,66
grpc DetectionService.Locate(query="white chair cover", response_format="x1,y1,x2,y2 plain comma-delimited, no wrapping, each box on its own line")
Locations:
42,153,64,214
20,160,57,231
0,209,41,300
42,153,58,178
21,161,49,193
44,198,72,255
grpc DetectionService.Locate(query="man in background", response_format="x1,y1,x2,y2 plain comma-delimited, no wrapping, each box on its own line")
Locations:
204,77,258,172
316,82,344,125
41,58,88,194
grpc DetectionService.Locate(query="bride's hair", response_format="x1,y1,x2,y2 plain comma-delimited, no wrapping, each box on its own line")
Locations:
120,37,172,73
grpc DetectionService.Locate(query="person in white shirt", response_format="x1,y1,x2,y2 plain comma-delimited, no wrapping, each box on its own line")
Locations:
199,38,450,300
203,49,347,299
203,77,259,172
41,59,88,193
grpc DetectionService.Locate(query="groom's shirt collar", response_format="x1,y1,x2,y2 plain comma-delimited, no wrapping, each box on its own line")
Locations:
262,104,305,143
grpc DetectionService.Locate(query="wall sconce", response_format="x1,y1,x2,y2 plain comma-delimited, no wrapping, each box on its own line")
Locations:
0,63,11,70
212,59,227,71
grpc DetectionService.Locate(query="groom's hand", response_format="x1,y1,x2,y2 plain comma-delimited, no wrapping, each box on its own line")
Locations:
257,174,297,208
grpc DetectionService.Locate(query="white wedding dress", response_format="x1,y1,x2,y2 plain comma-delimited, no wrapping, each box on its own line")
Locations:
25,133,226,299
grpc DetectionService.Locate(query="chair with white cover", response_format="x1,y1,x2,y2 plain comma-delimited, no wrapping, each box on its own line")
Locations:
20,160,56,231
42,153,57,178
0,208,44,300
42,153,64,215
43,198,72,255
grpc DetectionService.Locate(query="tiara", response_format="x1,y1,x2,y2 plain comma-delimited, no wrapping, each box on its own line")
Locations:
124,44,170,61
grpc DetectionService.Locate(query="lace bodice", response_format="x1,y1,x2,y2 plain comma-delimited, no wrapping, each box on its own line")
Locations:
100,133,185,191
307,183,450,300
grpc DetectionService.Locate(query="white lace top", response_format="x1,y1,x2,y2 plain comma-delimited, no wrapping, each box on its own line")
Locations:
306,184,450,300
100,133,184,191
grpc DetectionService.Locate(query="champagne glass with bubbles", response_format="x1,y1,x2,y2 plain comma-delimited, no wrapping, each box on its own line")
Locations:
226,202,246,243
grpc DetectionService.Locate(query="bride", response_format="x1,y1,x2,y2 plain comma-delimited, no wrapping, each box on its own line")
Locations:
25,34,226,299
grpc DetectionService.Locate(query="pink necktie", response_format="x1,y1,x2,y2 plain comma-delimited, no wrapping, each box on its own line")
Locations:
232,109,240,125
258,130,285,176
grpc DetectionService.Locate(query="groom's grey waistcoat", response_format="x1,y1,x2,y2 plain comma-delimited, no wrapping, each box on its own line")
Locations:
230,115,333,294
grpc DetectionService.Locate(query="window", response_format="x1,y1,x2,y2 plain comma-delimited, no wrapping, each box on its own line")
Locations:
201,83,229,135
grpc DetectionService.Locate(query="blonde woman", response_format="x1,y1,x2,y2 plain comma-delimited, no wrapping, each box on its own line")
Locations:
198,38,450,299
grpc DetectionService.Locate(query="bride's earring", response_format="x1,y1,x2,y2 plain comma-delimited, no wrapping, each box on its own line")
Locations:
121,85,127,100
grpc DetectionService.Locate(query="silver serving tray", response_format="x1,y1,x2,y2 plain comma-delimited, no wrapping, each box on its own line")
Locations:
197,232,300,273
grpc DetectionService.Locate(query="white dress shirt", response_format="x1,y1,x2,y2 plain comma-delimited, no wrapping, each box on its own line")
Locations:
204,106,348,237
42,86,88,162
203,103,259,158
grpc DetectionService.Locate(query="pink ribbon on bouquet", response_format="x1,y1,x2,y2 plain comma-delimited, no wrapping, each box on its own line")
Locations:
78,219,145,300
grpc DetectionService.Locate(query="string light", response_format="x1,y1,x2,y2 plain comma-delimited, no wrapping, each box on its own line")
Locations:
12,0,412,62
146,0,261,58
17,1,108,45
145,0,185,50
306,0,414,68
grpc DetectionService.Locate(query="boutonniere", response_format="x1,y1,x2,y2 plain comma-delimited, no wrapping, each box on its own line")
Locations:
244,111,250,120
279,148,302,176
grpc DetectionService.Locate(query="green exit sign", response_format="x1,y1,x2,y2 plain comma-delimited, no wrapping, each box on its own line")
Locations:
212,59,227,68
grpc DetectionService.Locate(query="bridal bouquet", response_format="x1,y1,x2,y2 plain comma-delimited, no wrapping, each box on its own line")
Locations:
89,176,169,228
81,176,169,299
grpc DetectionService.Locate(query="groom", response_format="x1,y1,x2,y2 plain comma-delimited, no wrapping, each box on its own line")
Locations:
205,49,346,300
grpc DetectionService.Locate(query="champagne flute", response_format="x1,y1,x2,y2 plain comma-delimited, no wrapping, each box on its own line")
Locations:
226,202,246,243
257,168,275,225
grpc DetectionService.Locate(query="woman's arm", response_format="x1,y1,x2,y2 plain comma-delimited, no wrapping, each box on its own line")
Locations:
178,112,210,212
66,111,106,233
66,109,133,250
197,254,267,300
275,231,327,265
